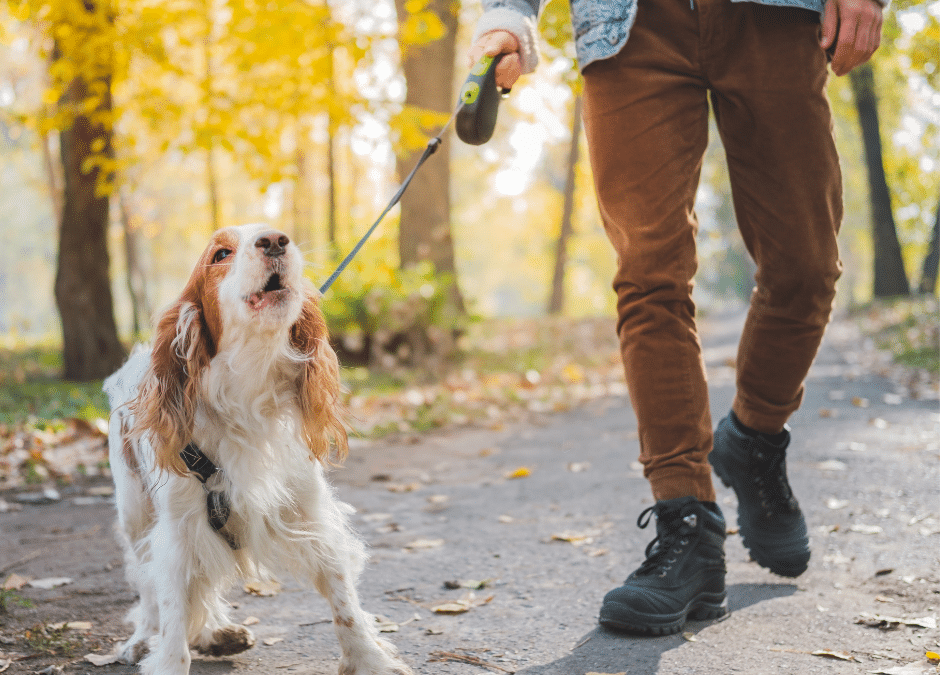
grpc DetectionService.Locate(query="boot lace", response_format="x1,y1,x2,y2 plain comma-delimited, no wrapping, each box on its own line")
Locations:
751,448,799,518
634,505,698,577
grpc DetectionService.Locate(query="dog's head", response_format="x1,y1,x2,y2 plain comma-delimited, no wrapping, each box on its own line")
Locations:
132,224,346,474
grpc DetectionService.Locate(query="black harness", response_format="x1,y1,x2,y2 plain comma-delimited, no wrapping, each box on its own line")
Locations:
180,442,239,550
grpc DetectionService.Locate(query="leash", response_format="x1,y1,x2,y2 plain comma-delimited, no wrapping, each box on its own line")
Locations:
319,54,508,295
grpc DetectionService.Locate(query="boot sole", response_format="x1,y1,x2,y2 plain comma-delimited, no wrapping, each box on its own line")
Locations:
599,592,727,635
710,452,810,578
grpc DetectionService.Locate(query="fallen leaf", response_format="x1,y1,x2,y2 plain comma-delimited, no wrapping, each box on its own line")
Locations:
387,482,421,493
826,498,849,509
374,615,399,633
870,417,889,429
819,408,837,418
850,524,884,535
551,529,601,546
263,637,283,646
884,393,903,405
404,538,444,550
244,579,281,596
682,632,698,642
586,547,609,557
871,660,940,675
926,651,939,662
49,621,92,631
567,462,591,473
443,579,492,590
852,396,869,408
811,649,854,661
828,390,846,400
28,577,72,590
85,653,122,666
242,616,260,626
856,613,937,630
817,460,848,471
497,515,514,523
505,467,531,479
426,494,449,505
2,573,29,590
425,627,444,635
432,592,493,614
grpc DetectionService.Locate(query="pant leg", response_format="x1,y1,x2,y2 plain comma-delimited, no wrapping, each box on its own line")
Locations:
581,0,716,502
706,2,843,434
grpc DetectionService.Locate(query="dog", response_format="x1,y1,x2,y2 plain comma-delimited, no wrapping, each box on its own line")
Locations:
104,223,412,675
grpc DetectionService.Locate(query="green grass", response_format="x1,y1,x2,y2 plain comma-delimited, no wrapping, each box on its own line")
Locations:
857,296,940,375
0,343,109,427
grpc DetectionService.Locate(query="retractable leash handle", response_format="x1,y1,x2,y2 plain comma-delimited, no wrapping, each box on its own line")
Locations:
456,53,509,146
319,56,510,294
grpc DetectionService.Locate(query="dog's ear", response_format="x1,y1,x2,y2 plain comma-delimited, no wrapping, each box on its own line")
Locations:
132,299,211,475
291,286,348,464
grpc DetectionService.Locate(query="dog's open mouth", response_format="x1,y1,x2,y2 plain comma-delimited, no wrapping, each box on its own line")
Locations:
246,273,290,310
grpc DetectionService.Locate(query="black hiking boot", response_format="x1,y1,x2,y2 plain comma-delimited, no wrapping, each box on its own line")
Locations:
599,496,727,635
710,412,810,578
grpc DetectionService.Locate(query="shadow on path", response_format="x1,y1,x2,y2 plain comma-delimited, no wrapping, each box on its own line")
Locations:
516,583,797,675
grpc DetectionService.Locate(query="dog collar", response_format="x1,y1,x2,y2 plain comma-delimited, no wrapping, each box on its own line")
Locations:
180,442,239,550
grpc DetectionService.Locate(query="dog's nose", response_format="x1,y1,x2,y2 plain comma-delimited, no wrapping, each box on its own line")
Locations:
255,230,290,258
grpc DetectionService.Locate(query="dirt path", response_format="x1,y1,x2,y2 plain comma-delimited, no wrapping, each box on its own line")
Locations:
1,313,938,675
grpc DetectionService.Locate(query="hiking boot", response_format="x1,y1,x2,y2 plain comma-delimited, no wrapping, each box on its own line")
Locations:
599,496,727,635
710,412,810,578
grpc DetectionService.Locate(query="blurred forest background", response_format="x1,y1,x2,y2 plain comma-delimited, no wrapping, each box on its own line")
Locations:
0,0,937,440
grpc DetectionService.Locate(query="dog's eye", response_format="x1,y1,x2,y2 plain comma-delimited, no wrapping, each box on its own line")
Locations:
212,249,232,264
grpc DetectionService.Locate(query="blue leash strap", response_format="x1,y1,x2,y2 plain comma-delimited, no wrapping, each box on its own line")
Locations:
319,106,462,295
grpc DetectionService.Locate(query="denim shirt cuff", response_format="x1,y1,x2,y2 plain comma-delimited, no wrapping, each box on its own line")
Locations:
472,8,540,74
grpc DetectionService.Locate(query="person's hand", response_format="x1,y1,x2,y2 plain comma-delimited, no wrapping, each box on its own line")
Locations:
467,30,522,90
820,0,884,76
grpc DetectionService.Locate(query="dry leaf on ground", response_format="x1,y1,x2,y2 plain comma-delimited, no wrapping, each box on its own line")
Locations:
244,579,281,596
505,466,531,479
242,616,260,626
856,613,937,630
263,637,283,646
550,529,601,547
811,649,854,661
85,653,122,666
871,660,940,675
2,573,29,590
28,577,71,590
49,621,92,631
404,538,444,551
432,591,493,614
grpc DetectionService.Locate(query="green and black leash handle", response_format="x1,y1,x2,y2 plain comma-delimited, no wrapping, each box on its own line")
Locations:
319,54,508,294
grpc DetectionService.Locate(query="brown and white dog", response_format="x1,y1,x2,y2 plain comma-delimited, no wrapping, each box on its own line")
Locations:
104,223,411,675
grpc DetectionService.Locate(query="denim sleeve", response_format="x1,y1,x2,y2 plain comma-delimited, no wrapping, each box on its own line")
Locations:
473,0,545,74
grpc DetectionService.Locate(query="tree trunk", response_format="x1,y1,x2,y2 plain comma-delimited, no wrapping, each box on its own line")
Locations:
547,95,582,315
848,63,910,298
53,43,126,380
394,0,464,313
918,194,940,295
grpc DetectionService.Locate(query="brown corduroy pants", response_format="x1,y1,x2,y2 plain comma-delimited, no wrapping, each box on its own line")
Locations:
581,0,843,502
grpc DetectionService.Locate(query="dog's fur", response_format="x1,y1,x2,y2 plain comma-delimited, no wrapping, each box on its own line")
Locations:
104,223,411,675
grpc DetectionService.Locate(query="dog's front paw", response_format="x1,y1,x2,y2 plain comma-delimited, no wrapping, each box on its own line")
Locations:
338,637,413,675
114,637,150,664
193,624,256,657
